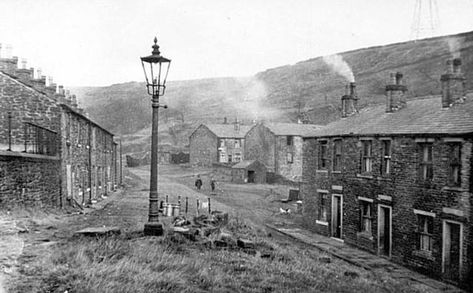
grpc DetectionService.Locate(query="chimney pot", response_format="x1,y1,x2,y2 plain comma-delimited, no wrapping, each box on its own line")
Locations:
446,59,453,74
453,58,462,74
395,72,403,85
390,73,396,84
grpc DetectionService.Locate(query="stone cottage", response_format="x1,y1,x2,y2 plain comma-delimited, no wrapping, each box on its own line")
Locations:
189,120,253,167
0,47,119,208
244,122,322,181
301,60,473,288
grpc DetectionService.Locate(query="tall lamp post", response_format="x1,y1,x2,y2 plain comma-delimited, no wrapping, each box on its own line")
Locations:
141,37,171,236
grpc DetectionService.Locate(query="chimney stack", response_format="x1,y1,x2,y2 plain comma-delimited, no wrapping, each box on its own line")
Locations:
223,117,227,124
441,58,466,108
385,72,407,112
14,59,34,82
54,85,66,104
234,118,240,131
341,82,358,118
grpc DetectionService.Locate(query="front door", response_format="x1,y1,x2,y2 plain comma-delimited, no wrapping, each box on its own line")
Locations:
443,221,462,282
247,171,255,183
378,205,391,257
332,194,342,239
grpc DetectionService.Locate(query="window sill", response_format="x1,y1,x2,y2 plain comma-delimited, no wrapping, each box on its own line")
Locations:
356,231,374,241
316,170,329,174
442,186,465,192
356,173,374,179
412,250,435,261
332,170,342,174
316,220,329,226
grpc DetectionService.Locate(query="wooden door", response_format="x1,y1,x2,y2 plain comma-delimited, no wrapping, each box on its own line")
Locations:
443,221,462,282
332,195,342,239
378,205,391,257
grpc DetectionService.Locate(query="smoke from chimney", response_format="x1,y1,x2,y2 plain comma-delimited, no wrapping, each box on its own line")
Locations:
323,54,355,82
446,37,461,59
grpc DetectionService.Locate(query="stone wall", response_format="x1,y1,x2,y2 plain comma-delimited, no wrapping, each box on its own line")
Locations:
302,134,473,287
0,152,60,208
245,124,275,171
189,125,218,167
60,107,117,206
0,72,61,151
275,135,303,180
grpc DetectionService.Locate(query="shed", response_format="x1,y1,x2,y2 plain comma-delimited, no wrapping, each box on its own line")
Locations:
231,160,266,184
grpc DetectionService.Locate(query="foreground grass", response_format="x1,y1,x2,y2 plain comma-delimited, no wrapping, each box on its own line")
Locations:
10,218,425,293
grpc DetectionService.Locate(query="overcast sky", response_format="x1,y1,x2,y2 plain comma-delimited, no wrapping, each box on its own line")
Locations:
0,0,472,87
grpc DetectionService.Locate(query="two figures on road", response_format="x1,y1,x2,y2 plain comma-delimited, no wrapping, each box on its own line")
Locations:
195,175,216,192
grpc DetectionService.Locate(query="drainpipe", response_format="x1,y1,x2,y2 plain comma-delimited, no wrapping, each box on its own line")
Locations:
88,121,92,204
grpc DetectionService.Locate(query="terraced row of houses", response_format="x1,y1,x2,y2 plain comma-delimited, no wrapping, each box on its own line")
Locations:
189,58,473,288
0,47,120,209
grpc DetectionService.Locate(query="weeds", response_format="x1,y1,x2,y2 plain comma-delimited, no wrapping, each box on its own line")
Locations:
10,218,427,293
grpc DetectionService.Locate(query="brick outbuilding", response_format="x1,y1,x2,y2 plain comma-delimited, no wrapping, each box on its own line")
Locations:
231,160,267,184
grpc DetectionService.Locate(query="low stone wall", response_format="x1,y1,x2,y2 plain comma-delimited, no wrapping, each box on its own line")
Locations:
0,151,60,208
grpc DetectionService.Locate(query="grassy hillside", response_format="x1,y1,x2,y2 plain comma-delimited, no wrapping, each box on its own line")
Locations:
73,31,473,153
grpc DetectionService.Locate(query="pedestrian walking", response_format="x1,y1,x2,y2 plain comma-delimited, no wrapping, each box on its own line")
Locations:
210,179,216,192
195,175,202,190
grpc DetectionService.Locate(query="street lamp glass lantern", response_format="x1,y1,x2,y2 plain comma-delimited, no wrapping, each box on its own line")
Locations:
140,37,171,97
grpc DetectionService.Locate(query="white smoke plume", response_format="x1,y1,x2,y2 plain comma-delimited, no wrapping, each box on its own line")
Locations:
322,54,355,82
446,37,461,59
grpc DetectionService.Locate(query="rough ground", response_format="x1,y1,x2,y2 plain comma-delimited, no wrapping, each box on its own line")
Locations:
0,164,465,292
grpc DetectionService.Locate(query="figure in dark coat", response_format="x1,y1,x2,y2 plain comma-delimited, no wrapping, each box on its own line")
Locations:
210,179,216,192
195,175,202,190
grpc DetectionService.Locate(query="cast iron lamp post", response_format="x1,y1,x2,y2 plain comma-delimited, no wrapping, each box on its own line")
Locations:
141,37,171,236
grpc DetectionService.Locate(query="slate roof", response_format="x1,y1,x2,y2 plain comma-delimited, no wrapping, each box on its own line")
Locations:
205,124,253,138
303,96,473,138
264,122,324,136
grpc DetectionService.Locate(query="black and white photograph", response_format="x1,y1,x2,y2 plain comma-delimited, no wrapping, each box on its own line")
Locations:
0,0,473,292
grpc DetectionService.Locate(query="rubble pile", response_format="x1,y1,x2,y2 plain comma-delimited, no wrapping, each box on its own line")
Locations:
170,211,273,257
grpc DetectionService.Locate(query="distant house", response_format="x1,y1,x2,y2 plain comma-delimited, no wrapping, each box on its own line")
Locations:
231,160,266,184
244,122,322,181
301,62,473,288
189,121,253,167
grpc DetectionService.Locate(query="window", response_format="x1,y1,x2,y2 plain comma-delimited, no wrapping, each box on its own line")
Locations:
287,152,293,164
361,140,372,173
234,139,241,148
219,152,226,163
228,155,232,162
333,140,342,171
317,193,328,222
359,201,372,233
287,136,293,146
382,140,391,175
448,143,461,186
220,139,225,148
417,215,433,252
234,152,242,162
318,141,328,169
419,143,433,180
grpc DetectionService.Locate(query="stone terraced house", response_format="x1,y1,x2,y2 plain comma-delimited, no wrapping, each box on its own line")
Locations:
244,122,322,182
301,60,473,288
0,48,118,209
189,121,253,167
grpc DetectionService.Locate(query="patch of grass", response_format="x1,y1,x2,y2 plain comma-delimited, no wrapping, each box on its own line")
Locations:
9,216,428,293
